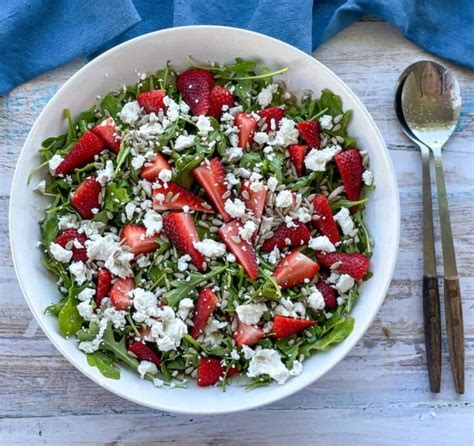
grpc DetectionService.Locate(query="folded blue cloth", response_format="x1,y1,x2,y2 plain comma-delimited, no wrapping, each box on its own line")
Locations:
1,0,473,95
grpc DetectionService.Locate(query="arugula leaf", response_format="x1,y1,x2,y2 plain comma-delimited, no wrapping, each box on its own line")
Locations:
173,153,204,188
100,95,122,117
100,323,139,370
58,296,83,337
318,89,343,116
41,212,59,246
87,351,121,379
104,182,130,212
76,321,99,341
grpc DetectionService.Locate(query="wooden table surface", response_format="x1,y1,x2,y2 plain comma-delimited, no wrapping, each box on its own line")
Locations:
1,21,473,445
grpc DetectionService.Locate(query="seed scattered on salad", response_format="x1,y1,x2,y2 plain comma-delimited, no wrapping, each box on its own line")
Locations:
35,58,374,389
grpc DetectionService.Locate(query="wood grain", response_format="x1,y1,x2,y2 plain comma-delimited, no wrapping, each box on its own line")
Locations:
0,21,473,445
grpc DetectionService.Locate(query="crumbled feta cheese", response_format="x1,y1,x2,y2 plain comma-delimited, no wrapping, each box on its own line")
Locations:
362,170,374,186
225,172,240,186
275,298,305,318
335,274,355,293
77,300,97,322
177,254,191,272
305,145,342,171
132,288,158,323
177,297,194,320
309,236,336,253
158,168,172,183
296,207,312,223
119,101,141,125
230,349,240,360
270,118,299,147
137,360,158,378
79,317,108,352
34,179,46,193
263,145,274,160
149,306,187,351
253,131,269,145
285,216,297,228
334,207,358,237
224,198,246,218
49,242,72,263
153,378,164,387
275,190,293,208
196,115,213,138
131,155,146,170
238,220,257,242
307,288,325,311
125,202,137,220
58,214,79,230
163,96,181,122
96,160,114,185
246,348,290,384
267,176,278,192
78,288,96,302
249,181,264,192
257,84,278,108
267,247,281,265
143,210,163,236
174,134,195,151
236,303,267,325
319,114,333,130
225,146,243,162
194,239,226,258
136,254,151,268
226,253,236,263
48,154,64,175
68,261,89,285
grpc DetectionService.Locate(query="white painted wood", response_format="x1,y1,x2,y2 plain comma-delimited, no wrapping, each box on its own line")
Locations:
0,21,472,444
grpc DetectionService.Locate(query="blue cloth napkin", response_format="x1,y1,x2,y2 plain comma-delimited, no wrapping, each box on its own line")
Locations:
1,0,473,95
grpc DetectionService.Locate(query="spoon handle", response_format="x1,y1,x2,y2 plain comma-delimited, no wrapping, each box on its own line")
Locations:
433,151,464,394
420,146,441,392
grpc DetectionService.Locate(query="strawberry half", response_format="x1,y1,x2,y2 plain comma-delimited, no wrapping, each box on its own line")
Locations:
53,229,88,262
311,195,341,244
288,144,307,176
96,268,112,307
316,252,369,281
235,112,257,149
261,220,311,253
162,212,205,271
128,341,161,367
137,89,166,114
273,250,319,288
193,157,231,222
257,107,285,131
315,280,337,309
209,85,234,118
71,177,101,219
110,277,134,310
239,180,268,220
334,149,363,203
190,288,218,339
55,131,104,175
197,357,238,387
176,68,214,116
296,121,320,148
233,319,265,347
152,181,214,214
272,315,316,339
218,220,258,280
91,118,121,153
120,224,160,255
140,153,172,181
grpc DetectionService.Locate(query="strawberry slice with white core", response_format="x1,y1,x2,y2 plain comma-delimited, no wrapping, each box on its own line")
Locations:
120,224,160,255
261,220,311,253
110,277,135,310
137,89,166,114
272,315,316,338
152,181,214,213
190,288,218,339
296,121,320,148
235,112,257,149
288,144,308,177
311,194,341,244
70,177,101,219
316,252,369,281
273,250,319,288
91,118,121,153
239,180,268,220
197,357,238,386
176,68,214,116
209,85,234,118
257,107,285,131
96,268,112,307
140,153,172,181
53,229,88,262
233,319,265,347
128,341,161,366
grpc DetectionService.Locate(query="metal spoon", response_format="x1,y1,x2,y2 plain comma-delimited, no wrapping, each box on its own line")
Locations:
398,60,464,394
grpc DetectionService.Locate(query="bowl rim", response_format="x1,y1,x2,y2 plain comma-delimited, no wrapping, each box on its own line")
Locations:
9,25,400,414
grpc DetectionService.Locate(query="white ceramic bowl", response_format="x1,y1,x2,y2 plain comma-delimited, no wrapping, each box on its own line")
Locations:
10,26,399,414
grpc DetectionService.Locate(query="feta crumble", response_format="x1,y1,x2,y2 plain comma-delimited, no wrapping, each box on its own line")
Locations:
305,145,342,172
224,198,246,218
174,134,195,151
236,303,267,325
194,239,227,258
308,236,336,253
119,101,141,125
334,207,358,237
49,242,72,263
362,170,374,186
334,274,355,294
257,84,278,108
275,190,293,208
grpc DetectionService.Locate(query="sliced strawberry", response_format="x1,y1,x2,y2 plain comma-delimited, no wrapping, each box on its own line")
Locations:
190,288,218,339
120,224,160,255
91,118,121,153
110,277,134,310
257,107,285,131
209,85,234,118
192,157,231,222
197,357,238,387
315,280,337,309
316,252,369,281
218,220,258,280
55,131,104,175
140,153,172,181
128,341,161,367
71,177,101,219
233,319,265,347
137,89,166,114
95,268,112,307
334,149,363,203
261,220,311,253
235,112,257,149
311,195,341,244
176,68,214,116
272,315,316,339
273,250,319,288
162,212,205,271
239,180,268,220
296,121,320,148
288,144,307,176
152,181,214,214
53,229,88,262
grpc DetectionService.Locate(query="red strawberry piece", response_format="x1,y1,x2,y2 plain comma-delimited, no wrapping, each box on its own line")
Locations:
261,220,311,253
233,319,265,347
190,288,218,339
288,144,307,176
95,268,112,307
176,68,214,116
273,250,319,288
315,280,337,309
91,118,121,153
209,85,234,118
272,315,316,339
162,212,205,271
137,89,166,114
140,153,172,181
218,220,258,280
316,252,369,281
235,112,257,149
239,180,267,220
55,131,105,176
71,177,101,219
152,181,214,214
257,107,285,131
296,121,320,148
120,224,160,255
53,229,88,262
193,157,231,222
197,357,238,387
128,341,161,367
110,277,134,310
311,195,341,244
334,149,363,203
